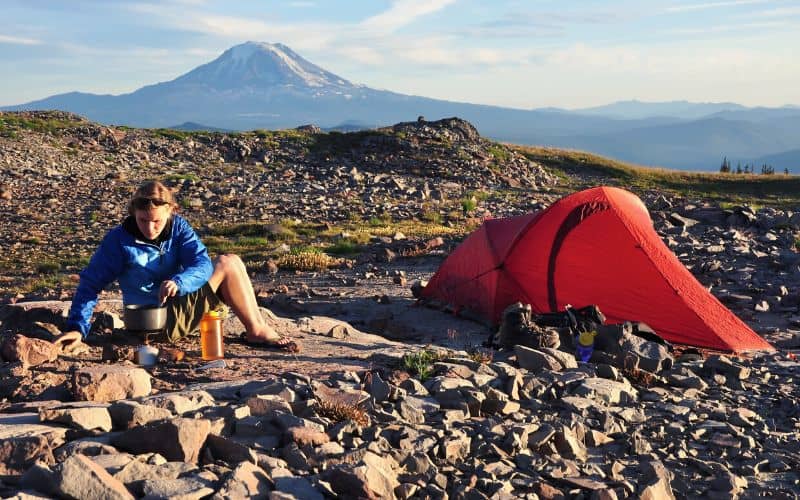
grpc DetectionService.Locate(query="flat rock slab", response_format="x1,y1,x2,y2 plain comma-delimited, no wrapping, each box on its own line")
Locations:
139,390,215,415
515,345,562,372
572,377,639,405
0,413,68,442
141,477,214,500
39,406,112,432
72,365,152,402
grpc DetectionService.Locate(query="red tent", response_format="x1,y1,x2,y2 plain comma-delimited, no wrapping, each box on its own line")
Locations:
422,186,773,352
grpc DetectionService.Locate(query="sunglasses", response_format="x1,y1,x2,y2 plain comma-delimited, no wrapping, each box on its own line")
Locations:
133,197,170,210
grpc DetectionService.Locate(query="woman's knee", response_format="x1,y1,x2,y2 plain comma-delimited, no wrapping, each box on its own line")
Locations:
215,253,244,274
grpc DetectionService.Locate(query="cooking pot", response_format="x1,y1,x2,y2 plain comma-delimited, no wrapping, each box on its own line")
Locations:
123,304,167,331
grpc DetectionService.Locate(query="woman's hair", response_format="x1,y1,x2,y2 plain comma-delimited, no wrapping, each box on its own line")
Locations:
127,180,178,216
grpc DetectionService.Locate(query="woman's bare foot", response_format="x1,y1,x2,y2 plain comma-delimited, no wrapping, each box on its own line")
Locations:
242,325,301,353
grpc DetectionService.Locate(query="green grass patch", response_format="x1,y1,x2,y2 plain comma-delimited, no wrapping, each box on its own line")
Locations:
164,173,200,183
460,197,477,213
486,143,511,162
151,128,194,141
401,348,449,382
207,222,297,240
0,113,79,135
325,239,360,255
36,261,61,274
518,145,800,208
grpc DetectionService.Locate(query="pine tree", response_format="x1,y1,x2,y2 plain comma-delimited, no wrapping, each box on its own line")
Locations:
719,156,730,173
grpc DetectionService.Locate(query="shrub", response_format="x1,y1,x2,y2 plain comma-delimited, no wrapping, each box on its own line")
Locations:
460,197,477,213
401,348,448,382
326,239,359,255
277,249,343,271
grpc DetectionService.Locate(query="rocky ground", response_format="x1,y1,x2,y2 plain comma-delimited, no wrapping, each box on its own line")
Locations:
0,111,799,499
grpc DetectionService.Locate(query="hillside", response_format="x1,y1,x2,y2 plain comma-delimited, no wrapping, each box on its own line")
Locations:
2,110,800,298
0,111,799,498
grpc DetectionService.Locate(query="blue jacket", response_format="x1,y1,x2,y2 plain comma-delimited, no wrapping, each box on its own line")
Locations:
66,215,213,337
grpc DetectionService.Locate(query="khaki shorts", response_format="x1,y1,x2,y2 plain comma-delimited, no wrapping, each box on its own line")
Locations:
163,283,223,343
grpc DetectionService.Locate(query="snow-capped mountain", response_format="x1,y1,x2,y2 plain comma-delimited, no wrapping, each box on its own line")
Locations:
172,42,355,91
5,41,800,171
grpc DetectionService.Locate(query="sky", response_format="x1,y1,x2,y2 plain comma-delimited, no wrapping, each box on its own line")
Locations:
2,0,799,110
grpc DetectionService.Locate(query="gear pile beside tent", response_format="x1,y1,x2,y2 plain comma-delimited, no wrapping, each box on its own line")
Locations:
422,186,773,353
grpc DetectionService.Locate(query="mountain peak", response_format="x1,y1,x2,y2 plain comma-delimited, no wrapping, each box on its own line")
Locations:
173,41,354,90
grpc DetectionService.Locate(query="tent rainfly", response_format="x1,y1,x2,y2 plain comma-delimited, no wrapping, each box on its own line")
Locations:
422,186,773,352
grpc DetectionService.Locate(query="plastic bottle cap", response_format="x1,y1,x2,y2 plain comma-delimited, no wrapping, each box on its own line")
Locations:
578,331,596,346
205,310,221,319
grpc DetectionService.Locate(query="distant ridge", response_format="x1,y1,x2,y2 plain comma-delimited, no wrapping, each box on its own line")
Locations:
170,122,230,132
569,100,746,120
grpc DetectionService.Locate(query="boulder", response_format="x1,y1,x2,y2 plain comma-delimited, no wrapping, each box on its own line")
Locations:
0,435,55,476
514,345,562,372
211,461,271,499
72,366,151,402
1,335,58,367
111,417,211,463
638,460,676,500
56,454,134,500
108,401,173,429
140,391,215,415
572,377,638,405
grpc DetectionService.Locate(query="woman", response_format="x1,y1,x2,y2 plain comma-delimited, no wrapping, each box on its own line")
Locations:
54,180,299,352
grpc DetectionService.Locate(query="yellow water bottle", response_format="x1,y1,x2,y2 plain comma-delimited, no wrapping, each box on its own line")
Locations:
200,310,224,361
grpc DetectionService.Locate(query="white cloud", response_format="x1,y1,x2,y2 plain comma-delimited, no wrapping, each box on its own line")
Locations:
360,0,458,33
664,0,772,13
740,6,800,17
0,34,42,45
665,19,792,35
333,46,385,66
540,42,793,79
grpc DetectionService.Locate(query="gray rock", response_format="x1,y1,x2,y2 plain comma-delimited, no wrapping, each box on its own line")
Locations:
205,434,256,464
514,345,562,372
39,405,112,432
274,476,324,500
56,454,134,500
110,417,211,463
140,391,215,415
425,376,474,394
141,476,215,500
554,425,587,462
18,462,60,496
246,394,293,416
620,335,673,373
366,372,392,402
108,401,173,430
572,377,639,404
638,460,676,499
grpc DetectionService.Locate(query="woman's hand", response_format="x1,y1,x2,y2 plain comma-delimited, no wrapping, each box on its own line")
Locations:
159,280,179,305
53,330,83,353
